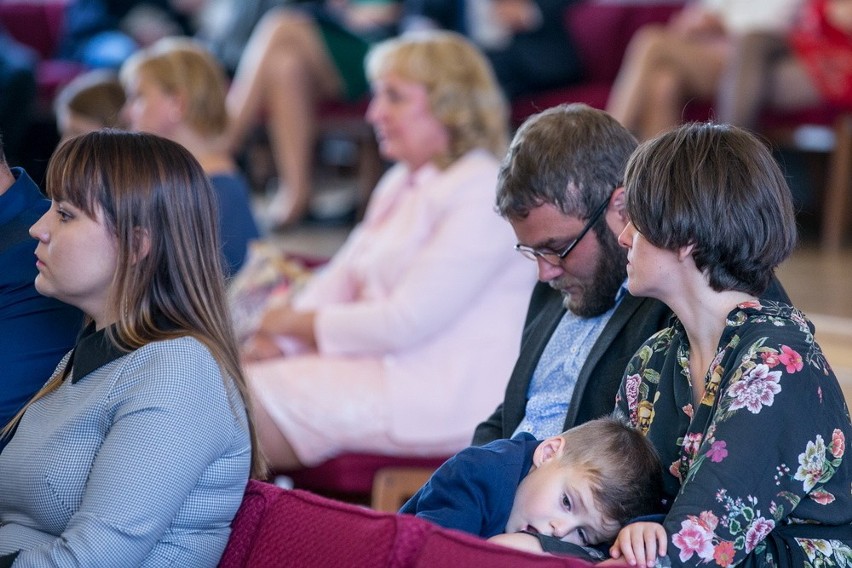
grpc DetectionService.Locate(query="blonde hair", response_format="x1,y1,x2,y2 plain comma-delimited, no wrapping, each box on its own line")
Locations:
365,30,508,168
120,37,229,137
2,131,265,478
54,69,127,129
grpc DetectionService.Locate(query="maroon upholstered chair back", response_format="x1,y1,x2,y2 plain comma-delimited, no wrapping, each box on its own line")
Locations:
220,485,437,568
247,489,400,567
218,479,282,568
410,529,607,568
0,1,66,59
565,3,682,84
284,453,448,498
0,1,85,110
219,483,627,567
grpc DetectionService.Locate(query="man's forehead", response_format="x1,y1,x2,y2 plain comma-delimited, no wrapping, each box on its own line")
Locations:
509,203,587,238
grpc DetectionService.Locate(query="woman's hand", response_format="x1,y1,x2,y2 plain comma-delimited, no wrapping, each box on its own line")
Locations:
488,532,546,554
241,332,284,362
607,522,667,567
257,304,317,349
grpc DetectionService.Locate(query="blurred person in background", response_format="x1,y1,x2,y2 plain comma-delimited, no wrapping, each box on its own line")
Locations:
242,31,535,472
121,37,260,276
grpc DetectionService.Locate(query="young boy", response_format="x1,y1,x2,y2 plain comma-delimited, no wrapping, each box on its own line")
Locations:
400,415,664,558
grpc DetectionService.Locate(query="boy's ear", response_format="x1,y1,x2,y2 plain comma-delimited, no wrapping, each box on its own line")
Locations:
532,435,566,467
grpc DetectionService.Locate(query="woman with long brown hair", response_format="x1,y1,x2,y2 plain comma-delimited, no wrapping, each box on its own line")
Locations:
0,131,263,566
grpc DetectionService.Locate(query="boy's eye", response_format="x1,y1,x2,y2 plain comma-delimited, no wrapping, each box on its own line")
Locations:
561,493,571,509
577,528,589,547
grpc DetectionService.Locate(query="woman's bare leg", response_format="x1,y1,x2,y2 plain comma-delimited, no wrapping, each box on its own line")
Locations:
607,25,730,140
607,25,669,135
227,10,344,227
716,32,792,129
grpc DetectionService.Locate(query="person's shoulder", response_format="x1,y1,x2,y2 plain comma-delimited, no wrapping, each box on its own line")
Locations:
730,300,835,376
208,171,250,194
1,167,48,223
433,150,502,206
475,432,538,461
121,336,238,403
735,300,813,339
452,148,501,175
127,336,223,383
617,292,671,322
620,292,678,343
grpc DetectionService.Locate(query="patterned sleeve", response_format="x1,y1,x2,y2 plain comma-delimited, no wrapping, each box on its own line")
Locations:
14,339,250,566
614,327,673,427
662,322,851,566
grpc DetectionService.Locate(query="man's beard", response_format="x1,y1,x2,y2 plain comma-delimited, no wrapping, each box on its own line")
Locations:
550,227,627,318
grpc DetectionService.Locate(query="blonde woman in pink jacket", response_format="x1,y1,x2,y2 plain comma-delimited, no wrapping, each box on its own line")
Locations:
242,31,535,471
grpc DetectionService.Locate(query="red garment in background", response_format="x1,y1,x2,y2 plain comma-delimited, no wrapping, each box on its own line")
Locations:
791,0,852,107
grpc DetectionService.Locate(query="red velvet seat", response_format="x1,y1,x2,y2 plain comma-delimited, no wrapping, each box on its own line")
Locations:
219,485,435,568
410,528,612,568
0,1,85,113
220,482,628,567
283,453,449,505
218,479,282,567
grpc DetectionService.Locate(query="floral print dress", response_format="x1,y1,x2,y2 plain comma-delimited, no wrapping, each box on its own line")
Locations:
616,300,852,567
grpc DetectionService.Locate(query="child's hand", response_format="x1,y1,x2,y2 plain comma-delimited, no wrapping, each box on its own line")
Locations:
608,522,667,567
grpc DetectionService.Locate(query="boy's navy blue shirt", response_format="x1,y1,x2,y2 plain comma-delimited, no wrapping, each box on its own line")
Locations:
400,432,539,537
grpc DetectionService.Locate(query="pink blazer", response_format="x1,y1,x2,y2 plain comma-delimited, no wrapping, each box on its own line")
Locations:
294,149,536,443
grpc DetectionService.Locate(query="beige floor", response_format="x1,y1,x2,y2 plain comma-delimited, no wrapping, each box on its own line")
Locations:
263,214,852,407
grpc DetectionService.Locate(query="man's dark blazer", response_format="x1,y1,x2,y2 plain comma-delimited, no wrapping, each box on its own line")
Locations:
472,278,791,445
472,282,670,445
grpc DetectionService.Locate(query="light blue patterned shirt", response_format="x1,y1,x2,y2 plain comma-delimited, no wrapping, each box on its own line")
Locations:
0,327,251,567
512,285,627,439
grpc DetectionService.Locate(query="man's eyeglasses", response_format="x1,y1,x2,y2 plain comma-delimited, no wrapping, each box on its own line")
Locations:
514,189,615,266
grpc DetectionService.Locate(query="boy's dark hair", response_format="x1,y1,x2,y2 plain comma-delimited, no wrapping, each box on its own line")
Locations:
559,414,663,530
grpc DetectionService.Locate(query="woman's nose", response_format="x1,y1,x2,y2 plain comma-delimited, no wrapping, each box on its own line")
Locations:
29,211,50,242
366,98,383,124
618,221,635,248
